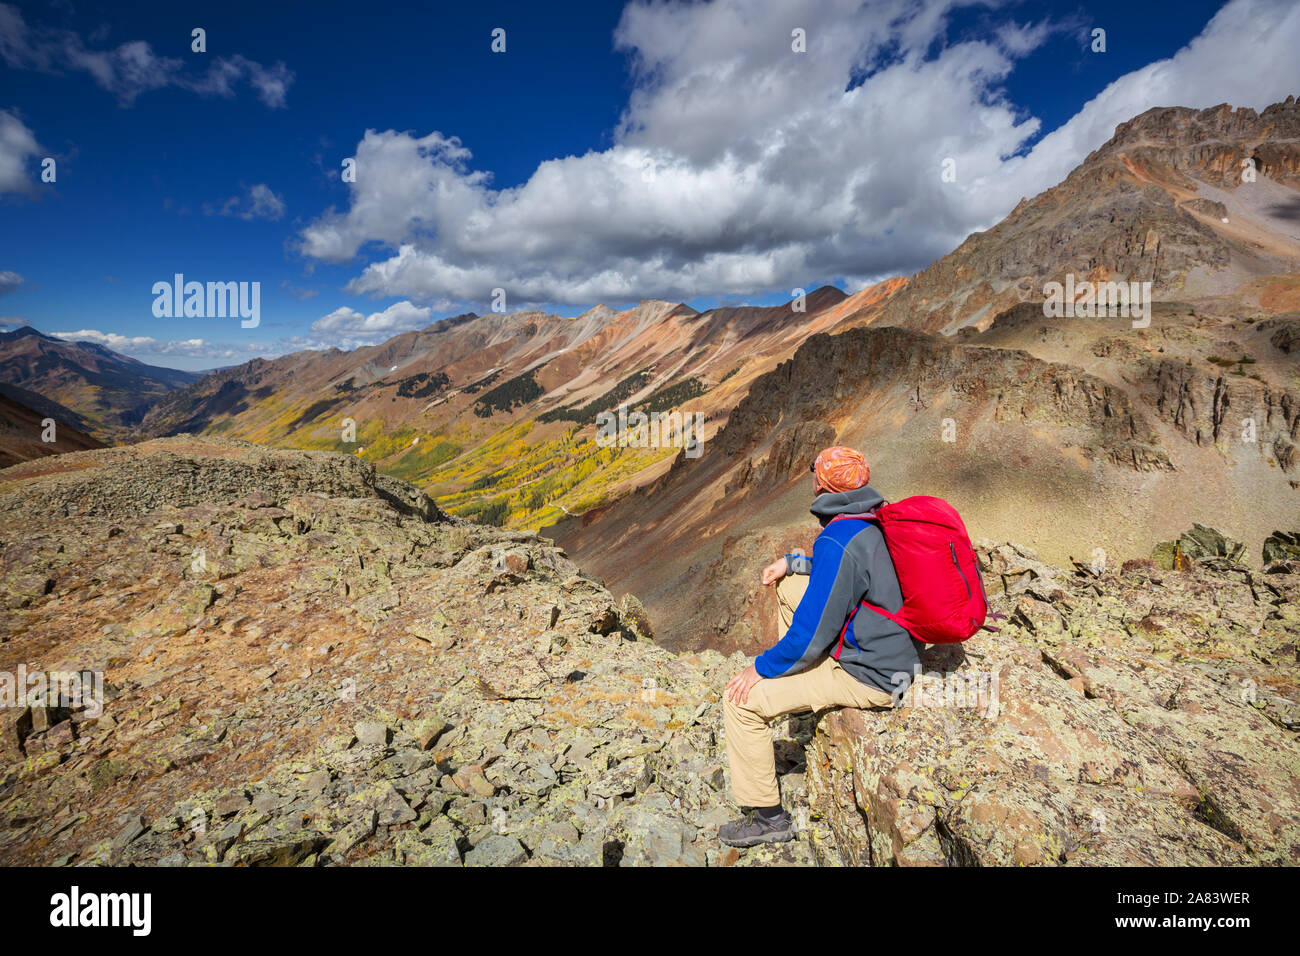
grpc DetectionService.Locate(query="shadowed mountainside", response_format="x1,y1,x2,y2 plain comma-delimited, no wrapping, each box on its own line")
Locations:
0,327,199,444
0,385,104,468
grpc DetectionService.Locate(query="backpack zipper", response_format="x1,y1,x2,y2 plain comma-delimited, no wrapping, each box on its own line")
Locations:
950,542,972,599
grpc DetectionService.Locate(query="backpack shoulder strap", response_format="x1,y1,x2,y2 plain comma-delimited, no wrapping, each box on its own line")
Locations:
834,599,907,658
827,507,883,525
828,506,902,657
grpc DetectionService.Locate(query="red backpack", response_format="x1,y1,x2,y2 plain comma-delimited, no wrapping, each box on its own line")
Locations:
829,496,988,651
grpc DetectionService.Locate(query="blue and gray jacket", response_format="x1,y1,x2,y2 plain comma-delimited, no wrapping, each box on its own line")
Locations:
755,484,921,696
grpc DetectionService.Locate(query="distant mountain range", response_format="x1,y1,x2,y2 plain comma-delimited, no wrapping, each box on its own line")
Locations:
0,326,200,441
132,287,874,528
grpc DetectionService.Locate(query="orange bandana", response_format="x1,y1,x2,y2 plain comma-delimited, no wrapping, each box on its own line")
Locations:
812,446,870,493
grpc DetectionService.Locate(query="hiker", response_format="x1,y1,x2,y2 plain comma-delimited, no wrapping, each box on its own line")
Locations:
717,445,922,848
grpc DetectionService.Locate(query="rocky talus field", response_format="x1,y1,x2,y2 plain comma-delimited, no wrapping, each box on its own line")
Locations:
1,438,1297,866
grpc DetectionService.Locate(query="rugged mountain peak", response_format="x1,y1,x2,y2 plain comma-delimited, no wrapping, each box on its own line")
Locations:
1108,99,1300,150
576,303,617,322
428,312,479,332
0,326,52,342
836,96,1300,337
805,284,847,300
1093,99,1300,186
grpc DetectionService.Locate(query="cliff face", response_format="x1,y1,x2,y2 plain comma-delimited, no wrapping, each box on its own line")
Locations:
2,441,1296,866
1104,100,1300,188
1146,355,1300,456
716,326,1173,472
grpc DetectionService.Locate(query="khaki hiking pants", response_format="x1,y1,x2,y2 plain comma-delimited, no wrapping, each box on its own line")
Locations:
723,572,894,807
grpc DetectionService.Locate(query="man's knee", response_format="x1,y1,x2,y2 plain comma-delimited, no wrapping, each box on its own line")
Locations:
776,573,806,608
724,688,770,726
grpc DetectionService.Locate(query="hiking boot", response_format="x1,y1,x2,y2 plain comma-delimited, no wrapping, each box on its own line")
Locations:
718,809,796,848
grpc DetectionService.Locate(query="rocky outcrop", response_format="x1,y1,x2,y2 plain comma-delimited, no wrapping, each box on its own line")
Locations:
0,439,811,867
1146,358,1300,458
1105,99,1300,189
1262,317,1300,354
3,442,1296,866
806,541,1300,866
718,326,1172,472
1263,531,1300,569
1151,523,1247,569
0,436,451,523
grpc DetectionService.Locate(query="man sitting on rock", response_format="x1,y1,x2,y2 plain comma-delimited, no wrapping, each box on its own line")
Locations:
718,445,919,848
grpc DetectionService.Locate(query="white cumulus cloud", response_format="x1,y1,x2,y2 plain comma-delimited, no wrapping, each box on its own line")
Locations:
311,300,434,343
296,0,1300,310
52,329,205,353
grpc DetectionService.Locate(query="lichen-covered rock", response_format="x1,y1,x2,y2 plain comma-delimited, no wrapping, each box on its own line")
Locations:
1263,530,1300,568
1152,523,1247,569
0,439,815,868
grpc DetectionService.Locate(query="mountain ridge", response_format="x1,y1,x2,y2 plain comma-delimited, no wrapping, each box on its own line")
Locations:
0,326,201,443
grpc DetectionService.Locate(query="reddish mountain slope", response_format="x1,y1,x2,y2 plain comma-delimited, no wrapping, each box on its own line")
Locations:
546,100,1300,654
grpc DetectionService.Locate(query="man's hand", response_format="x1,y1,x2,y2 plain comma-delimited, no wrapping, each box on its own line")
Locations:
726,662,763,705
761,556,788,586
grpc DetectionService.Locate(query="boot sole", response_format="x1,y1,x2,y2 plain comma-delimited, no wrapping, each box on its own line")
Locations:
719,827,797,848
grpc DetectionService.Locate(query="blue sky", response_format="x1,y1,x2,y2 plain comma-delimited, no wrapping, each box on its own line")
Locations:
1,0,1296,370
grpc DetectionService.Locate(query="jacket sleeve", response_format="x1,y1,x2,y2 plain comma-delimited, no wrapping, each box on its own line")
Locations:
756,530,863,678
